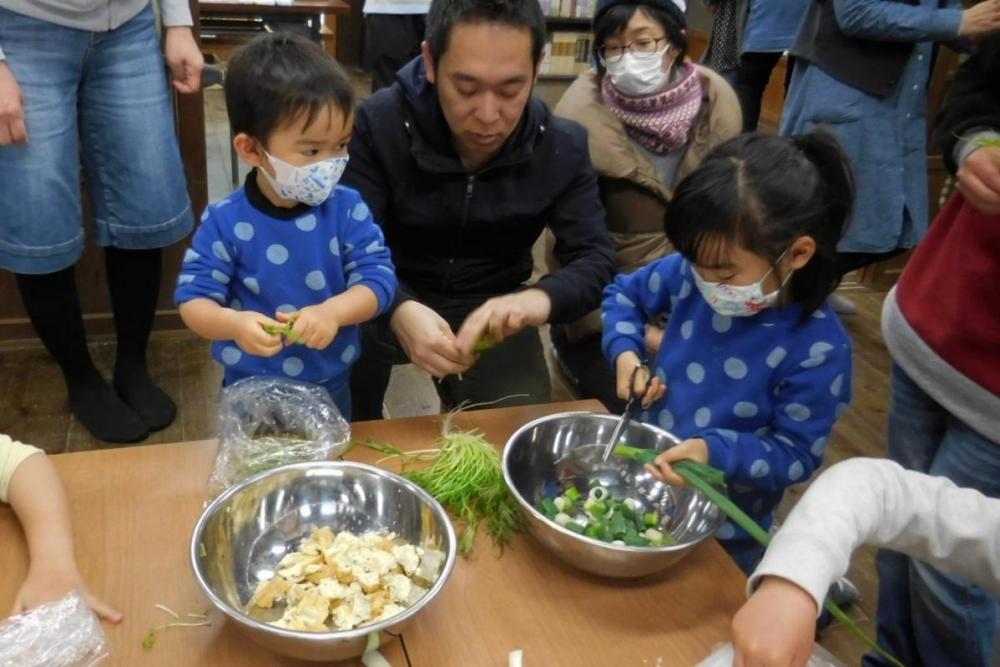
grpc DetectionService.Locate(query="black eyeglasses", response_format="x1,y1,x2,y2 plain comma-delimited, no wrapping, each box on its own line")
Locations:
598,36,669,64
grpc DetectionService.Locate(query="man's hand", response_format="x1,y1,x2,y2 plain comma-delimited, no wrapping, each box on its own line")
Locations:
279,304,339,350
232,310,284,357
455,289,551,356
0,62,27,145
959,0,1000,36
958,146,1000,215
731,577,818,667
164,27,204,94
391,300,470,378
647,437,709,487
11,560,122,623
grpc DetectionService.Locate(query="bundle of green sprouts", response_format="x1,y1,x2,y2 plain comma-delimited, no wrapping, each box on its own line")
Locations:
613,445,904,667
361,411,522,556
538,485,674,547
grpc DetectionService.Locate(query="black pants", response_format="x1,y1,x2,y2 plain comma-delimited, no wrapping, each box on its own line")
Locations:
349,315,552,421
363,14,426,93
732,51,795,132
549,326,627,415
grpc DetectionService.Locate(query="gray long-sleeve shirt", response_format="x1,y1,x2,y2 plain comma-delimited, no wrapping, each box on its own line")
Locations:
0,0,192,59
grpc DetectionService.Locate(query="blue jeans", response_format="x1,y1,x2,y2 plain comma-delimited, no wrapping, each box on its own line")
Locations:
0,4,192,273
863,364,1000,667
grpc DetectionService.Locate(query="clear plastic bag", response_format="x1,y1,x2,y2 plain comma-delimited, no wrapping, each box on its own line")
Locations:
208,377,351,496
0,591,108,667
697,641,845,667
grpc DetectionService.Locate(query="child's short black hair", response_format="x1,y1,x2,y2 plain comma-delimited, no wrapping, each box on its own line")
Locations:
666,132,856,318
425,0,547,68
225,32,354,144
593,4,688,74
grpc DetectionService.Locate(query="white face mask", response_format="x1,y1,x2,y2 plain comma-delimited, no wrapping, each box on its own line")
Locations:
692,251,793,317
260,151,348,207
605,47,671,97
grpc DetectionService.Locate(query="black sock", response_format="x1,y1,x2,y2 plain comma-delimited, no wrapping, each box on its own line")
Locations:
15,268,149,443
105,246,176,431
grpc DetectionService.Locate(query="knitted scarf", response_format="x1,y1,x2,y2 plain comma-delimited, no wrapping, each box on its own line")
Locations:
601,63,703,155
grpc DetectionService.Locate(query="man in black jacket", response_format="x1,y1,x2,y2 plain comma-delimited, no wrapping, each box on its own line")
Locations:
343,0,616,419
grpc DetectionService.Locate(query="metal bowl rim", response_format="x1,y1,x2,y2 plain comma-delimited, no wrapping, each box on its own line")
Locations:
189,460,458,642
501,410,722,555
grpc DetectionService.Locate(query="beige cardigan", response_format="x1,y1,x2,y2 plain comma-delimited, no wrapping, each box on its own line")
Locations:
547,64,742,342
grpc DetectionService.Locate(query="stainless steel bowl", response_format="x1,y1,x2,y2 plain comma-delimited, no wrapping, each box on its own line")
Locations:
191,461,457,662
503,412,725,578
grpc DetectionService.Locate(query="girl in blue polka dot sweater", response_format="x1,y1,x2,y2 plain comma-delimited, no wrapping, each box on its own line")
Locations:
602,132,855,573
174,34,397,419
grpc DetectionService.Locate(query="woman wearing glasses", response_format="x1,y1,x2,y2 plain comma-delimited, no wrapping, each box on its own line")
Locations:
546,0,741,413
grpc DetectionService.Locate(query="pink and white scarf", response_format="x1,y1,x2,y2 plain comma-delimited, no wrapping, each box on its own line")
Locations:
601,62,704,155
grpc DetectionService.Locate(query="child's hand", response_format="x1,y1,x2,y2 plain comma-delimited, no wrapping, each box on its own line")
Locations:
12,561,122,623
614,352,666,407
232,311,284,357
646,438,709,486
731,576,818,667
278,304,339,350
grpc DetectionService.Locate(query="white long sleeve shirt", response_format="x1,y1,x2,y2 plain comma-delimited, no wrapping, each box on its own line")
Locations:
748,457,1000,615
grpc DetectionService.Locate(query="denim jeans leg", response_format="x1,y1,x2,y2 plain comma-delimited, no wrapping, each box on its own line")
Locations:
908,417,1000,667
79,4,192,249
863,364,949,667
0,7,88,273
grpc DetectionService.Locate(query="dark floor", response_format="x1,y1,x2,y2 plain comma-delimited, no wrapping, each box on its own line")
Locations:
0,77,888,664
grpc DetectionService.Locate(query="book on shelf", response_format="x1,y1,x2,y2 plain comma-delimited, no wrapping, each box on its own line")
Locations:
539,31,593,77
540,0,595,19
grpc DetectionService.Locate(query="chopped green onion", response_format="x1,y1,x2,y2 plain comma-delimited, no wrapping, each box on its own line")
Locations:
643,512,658,527
564,486,581,502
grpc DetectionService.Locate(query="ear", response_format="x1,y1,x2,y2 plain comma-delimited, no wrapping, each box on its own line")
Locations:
233,133,268,170
786,236,817,271
421,41,436,85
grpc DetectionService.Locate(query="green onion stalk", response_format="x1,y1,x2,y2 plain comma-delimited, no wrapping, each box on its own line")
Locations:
613,445,904,667
360,411,523,556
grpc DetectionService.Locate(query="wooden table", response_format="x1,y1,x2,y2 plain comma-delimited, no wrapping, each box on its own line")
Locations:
0,401,747,666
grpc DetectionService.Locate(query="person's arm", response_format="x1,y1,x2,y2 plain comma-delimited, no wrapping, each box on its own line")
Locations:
158,0,203,94
456,140,616,358
280,192,398,349
936,35,1000,171
656,333,851,490
753,457,1000,611
175,210,284,357
832,0,965,42
535,128,616,327
732,457,1000,666
341,104,421,319
1,437,121,622
341,110,470,376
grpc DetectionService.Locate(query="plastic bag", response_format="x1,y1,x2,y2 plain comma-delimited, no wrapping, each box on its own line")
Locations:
0,591,108,667
208,377,351,496
697,641,845,667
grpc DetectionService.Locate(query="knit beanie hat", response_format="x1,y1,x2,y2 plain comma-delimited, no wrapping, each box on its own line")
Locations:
593,0,686,28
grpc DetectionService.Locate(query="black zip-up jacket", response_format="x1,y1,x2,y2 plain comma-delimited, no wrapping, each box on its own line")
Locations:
342,57,616,327
936,34,1000,175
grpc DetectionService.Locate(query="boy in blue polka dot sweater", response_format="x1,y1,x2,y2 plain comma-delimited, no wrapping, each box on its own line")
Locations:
602,133,854,574
175,33,397,419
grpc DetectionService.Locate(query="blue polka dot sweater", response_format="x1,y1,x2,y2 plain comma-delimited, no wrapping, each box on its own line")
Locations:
174,176,397,393
602,253,852,556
